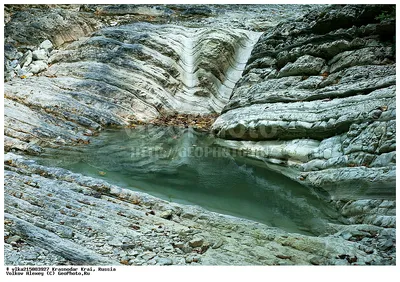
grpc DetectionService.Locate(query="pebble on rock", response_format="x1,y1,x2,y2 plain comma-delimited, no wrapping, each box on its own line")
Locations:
310,256,323,265
6,235,21,244
164,245,174,253
173,241,185,249
212,239,223,249
185,256,193,263
189,237,204,248
157,257,173,265
160,210,173,219
39,40,53,52
181,245,193,254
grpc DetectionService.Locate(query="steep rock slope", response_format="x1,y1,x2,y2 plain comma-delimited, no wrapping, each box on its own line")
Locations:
3,4,396,265
5,24,259,153
212,5,396,199
47,24,261,113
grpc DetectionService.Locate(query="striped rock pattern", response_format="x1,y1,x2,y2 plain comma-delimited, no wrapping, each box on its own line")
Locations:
4,24,260,152
212,5,396,199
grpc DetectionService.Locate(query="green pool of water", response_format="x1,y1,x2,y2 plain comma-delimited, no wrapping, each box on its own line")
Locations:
35,126,341,235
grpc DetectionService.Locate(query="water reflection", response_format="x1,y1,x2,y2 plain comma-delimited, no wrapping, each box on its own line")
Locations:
36,126,341,235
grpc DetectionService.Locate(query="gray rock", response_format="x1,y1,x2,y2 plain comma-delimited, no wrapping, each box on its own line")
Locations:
4,44,18,60
341,232,352,240
212,239,224,249
147,258,157,265
157,257,173,265
19,51,32,68
24,251,39,260
26,23,261,114
9,59,19,69
2,4,396,267
32,49,48,61
121,243,136,250
129,258,143,265
128,250,139,257
378,239,394,251
5,213,117,265
310,256,324,265
173,241,185,249
213,4,396,197
181,212,196,219
117,250,128,257
4,71,16,82
60,228,74,239
189,237,204,248
3,152,396,265
143,243,154,251
28,60,48,74
163,245,174,253
278,55,325,78
7,253,20,264
181,245,193,254
5,61,15,72
6,235,21,244
329,47,392,73
108,238,123,247
185,256,193,263
16,67,33,78
141,251,156,260
39,40,53,52
55,136,67,145
5,5,98,47
160,210,173,220
185,255,201,263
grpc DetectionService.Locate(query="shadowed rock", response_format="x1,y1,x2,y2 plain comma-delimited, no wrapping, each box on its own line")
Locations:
212,4,396,197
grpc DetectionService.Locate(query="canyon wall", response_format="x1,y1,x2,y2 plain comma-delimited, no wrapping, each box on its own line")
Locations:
212,5,396,199
3,4,396,265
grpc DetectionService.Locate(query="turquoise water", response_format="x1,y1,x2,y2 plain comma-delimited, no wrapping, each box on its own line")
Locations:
35,126,341,235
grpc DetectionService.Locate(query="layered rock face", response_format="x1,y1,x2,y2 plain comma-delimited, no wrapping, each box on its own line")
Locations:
5,6,263,154
3,4,396,266
4,153,395,265
212,5,396,200
48,24,261,113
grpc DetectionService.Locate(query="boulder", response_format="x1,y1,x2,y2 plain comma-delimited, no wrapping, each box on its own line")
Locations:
39,39,53,52
32,49,48,61
19,50,32,68
28,60,48,74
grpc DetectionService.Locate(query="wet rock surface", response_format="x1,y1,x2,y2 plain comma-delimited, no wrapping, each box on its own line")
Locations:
3,4,396,265
4,153,395,265
212,4,396,198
